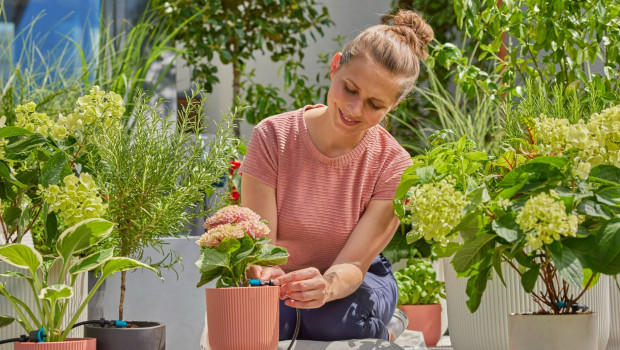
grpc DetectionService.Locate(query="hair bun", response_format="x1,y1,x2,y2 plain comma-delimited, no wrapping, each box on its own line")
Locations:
390,9,434,59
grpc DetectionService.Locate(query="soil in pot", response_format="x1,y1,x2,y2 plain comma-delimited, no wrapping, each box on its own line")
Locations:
84,322,164,350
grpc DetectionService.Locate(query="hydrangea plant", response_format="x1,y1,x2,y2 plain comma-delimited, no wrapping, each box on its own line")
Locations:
196,205,289,288
397,104,620,314
0,86,120,251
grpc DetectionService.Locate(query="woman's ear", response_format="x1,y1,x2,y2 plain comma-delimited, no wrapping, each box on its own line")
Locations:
329,52,343,79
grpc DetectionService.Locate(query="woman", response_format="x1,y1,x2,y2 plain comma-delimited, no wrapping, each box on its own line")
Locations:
240,9,434,342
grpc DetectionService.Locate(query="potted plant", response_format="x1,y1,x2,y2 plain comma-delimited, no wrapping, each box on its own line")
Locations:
0,218,158,349
195,205,289,350
394,258,445,347
0,86,129,345
82,88,238,350
396,84,620,349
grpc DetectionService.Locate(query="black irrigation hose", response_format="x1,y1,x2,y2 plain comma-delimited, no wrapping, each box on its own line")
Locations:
0,319,126,345
286,308,301,350
0,336,26,345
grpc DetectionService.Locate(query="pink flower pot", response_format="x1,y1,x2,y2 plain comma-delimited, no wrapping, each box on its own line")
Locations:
205,286,279,350
13,338,96,350
399,304,442,347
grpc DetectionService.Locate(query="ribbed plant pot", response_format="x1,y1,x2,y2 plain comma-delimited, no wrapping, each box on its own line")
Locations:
83,322,165,350
444,259,610,350
508,313,598,350
205,286,279,350
399,304,441,347
13,338,96,350
607,275,620,350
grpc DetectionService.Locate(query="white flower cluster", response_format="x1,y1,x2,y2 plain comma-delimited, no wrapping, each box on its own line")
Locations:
40,173,107,226
58,86,125,137
515,191,579,250
535,105,620,178
404,178,467,244
15,102,67,140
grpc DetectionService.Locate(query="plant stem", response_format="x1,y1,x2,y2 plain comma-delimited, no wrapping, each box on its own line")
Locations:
119,270,126,320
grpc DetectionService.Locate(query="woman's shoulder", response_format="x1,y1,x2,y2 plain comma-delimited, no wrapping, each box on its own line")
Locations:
253,107,304,135
372,125,411,161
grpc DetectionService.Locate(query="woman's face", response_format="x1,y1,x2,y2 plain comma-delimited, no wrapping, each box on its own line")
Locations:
326,53,403,138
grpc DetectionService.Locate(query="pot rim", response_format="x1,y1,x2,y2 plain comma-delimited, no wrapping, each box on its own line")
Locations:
509,312,597,317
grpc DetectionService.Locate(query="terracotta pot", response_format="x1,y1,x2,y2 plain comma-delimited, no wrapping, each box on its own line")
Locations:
205,286,279,350
13,338,95,350
508,313,598,350
399,304,442,347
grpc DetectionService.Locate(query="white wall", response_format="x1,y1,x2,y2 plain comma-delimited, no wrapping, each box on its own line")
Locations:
176,0,393,140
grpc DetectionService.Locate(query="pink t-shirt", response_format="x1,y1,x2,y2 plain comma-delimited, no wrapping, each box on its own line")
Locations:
239,105,412,273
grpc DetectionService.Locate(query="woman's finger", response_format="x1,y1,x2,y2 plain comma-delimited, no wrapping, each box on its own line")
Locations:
274,267,321,286
286,288,326,302
284,298,324,309
280,278,326,294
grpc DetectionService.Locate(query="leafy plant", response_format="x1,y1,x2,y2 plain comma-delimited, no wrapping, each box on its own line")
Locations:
395,259,445,305
88,87,239,319
157,0,332,126
396,82,620,314
0,87,123,250
437,0,620,100
196,205,289,288
0,219,158,342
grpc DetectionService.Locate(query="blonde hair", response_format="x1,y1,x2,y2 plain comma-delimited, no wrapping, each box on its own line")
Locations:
339,9,434,99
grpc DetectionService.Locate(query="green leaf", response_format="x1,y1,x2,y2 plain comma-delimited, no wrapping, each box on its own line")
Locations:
0,315,15,328
492,246,508,286
527,156,567,169
0,244,42,275
582,268,599,289
196,248,229,272
45,212,58,248
196,267,223,287
589,165,620,186
252,244,289,266
548,242,583,288
55,219,115,262
577,200,611,219
465,266,492,312
579,219,620,274
100,257,160,280
452,233,496,273
406,229,424,244
521,266,539,293
216,238,241,254
595,187,620,206
39,284,72,303
40,151,67,187
3,207,22,226
492,214,521,242
5,134,48,153
497,163,561,191
0,126,34,138
416,166,435,184
69,248,115,275
231,235,256,265
466,152,488,161
431,242,461,258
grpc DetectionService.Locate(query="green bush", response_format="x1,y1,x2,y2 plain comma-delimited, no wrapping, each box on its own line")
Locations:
394,259,445,306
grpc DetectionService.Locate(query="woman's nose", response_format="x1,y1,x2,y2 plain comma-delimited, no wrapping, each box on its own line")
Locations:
348,98,363,118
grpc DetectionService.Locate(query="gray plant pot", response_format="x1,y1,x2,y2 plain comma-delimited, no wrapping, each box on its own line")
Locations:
84,322,165,350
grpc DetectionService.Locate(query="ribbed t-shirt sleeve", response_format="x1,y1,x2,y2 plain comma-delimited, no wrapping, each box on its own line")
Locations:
371,153,413,200
238,123,278,188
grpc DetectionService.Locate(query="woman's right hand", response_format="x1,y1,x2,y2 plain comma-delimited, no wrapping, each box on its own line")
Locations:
248,266,286,281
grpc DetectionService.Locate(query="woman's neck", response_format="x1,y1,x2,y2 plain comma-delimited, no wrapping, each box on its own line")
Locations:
304,106,367,158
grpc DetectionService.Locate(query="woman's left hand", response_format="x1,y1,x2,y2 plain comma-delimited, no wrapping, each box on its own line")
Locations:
274,267,331,309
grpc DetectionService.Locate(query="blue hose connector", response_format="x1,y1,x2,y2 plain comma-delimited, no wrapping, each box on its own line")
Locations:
115,321,128,327
249,279,275,286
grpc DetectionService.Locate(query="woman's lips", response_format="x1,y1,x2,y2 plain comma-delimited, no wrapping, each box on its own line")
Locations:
339,109,360,126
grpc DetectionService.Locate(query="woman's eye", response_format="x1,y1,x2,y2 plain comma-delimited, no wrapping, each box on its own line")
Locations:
344,85,356,94
369,101,381,110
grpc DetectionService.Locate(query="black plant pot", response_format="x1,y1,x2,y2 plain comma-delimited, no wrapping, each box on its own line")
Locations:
84,322,165,350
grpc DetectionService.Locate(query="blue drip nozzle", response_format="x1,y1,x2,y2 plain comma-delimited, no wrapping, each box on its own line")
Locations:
37,328,46,343
249,279,275,286
115,320,128,327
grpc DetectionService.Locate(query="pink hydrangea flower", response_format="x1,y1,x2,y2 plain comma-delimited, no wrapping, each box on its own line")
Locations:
203,205,261,230
197,205,270,247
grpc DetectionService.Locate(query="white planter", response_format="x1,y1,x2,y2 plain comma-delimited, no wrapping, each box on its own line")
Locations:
0,262,88,350
509,313,598,350
444,259,610,350
607,277,620,350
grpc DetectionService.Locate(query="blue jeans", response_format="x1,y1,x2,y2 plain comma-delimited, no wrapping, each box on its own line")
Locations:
279,255,398,341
